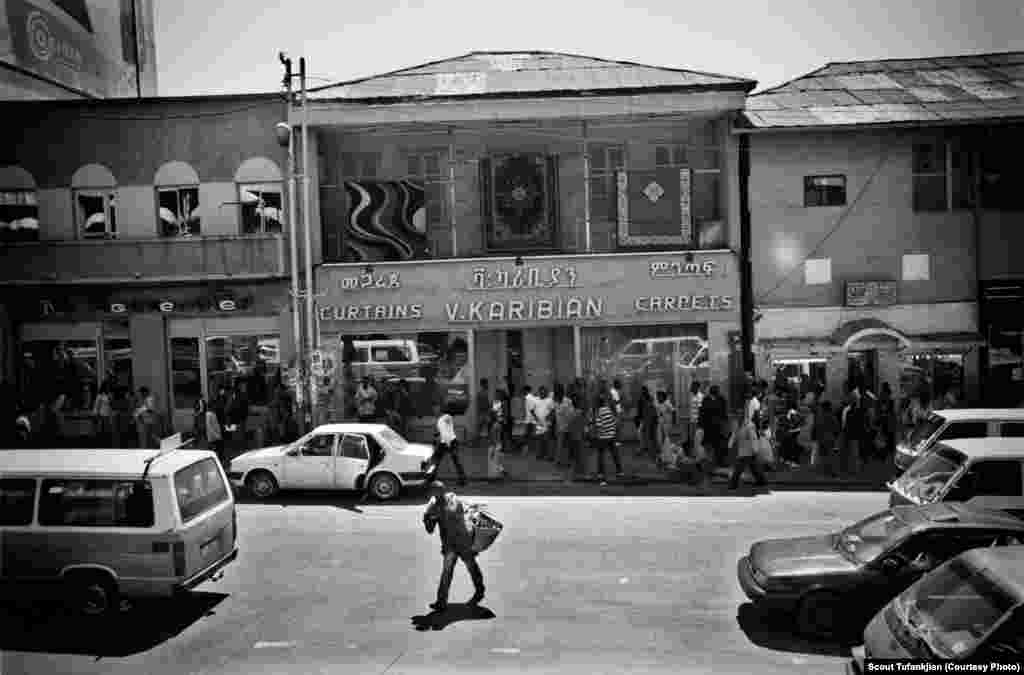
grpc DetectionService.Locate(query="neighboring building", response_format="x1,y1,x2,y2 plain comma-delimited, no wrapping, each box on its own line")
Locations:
0,0,158,100
736,51,1024,407
299,51,757,438
0,93,292,442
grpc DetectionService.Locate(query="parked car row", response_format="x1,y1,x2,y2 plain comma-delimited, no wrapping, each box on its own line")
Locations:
738,410,1024,668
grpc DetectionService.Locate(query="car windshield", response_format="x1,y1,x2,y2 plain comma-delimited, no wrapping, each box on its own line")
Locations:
378,428,408,451
838,509,914,564
907,414,945,449
894,558,1018,659
897,447,965,503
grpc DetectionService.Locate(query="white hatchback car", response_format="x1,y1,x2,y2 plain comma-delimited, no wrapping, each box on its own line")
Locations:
228,424,435,501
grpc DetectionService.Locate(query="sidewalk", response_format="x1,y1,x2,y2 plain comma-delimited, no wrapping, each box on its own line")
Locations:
434,439,896,489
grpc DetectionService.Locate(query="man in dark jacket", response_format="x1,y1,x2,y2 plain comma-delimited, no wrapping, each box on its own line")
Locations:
423,481,484,611
699,385,729,467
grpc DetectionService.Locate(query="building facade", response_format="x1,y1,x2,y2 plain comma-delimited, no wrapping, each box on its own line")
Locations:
0,93,294,442
298,51,756,439
736,52,1024,407
0,0,158,100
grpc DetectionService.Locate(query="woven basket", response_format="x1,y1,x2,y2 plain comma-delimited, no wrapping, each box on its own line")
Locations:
470,508,503,554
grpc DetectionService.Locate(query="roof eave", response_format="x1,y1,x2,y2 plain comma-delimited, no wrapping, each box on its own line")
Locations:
732,115,1024,134
308,81,756,106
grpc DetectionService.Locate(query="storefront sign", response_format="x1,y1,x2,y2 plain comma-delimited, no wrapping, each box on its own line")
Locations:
109,303,127,314
158,301,175,313
317,251,738,331
845,281,897,307
218,299,237,312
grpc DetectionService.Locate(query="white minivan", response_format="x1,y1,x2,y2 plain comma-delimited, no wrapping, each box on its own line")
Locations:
0,448,238,616
894,408,1024,473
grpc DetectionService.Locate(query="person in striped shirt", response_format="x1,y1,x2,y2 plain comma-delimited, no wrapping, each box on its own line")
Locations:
592,394,624,485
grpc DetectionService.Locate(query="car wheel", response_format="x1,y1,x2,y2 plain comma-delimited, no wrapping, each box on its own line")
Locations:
246,470,278,499
369,473,400,501
66,572,119,617
796,590,844,639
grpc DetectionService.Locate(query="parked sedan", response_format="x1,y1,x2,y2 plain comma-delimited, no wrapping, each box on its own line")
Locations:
737,502,1024,639
228,423,435,501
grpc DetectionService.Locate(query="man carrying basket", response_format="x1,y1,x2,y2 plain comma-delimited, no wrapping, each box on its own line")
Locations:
423,481,501,611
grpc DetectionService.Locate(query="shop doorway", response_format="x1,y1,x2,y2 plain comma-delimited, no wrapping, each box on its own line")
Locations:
506,330,524,394
847,350,877,394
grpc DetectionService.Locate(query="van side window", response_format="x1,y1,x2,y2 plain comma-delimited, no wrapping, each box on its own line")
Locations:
937,422,989,441
1001,423,1024,438
0,478,37,526
39,479,155,527
174,458,230,523
968,461,1024,498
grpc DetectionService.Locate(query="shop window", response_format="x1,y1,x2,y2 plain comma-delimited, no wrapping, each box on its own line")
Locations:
406,150,449,231
39,479,154,528
339,332,470,420
0,478,37,526
589,144,626,223
913,138,977,212
75,189,117,239
20,340,98,413
902,253,930,281
804,175,846,207
205,334,281,408
158,186,201,237
239,183,283,234
654,131,724,248
171,337,202,411
580,324,708,421
980,128,1024,211
103,337,133,393
0,189,39,242
804,258,831,285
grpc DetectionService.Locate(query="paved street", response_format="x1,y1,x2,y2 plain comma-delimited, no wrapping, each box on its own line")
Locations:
1,488,891,675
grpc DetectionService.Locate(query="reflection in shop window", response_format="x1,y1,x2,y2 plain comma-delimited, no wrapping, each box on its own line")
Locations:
580,325,708,419
205,335,281,407
338,332,470,420
102,337,133,393
20,340,98,412
171,337,201,411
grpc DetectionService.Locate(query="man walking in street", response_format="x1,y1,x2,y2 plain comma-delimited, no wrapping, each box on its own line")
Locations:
593,393,624,486
430,404,467,486
700,385,729,468
423,481,485,611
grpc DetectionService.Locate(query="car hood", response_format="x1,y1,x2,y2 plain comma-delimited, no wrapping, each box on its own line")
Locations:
400,443,434,460
233,445,287,463
749,534,858,579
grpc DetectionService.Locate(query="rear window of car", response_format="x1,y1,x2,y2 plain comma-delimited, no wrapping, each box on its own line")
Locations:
38,479,154,528
0,478,37,526
174,458,230,523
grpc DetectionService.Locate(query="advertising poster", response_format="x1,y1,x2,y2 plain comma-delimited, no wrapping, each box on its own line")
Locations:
0,0,156,97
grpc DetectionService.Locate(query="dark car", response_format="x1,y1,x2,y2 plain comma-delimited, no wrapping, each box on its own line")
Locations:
737,502,1024,640
850,546,1024,672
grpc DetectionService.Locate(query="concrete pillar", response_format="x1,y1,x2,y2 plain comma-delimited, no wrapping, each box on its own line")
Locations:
130,314,170,426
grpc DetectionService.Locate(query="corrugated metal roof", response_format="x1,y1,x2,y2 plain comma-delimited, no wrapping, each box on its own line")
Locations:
740,51,1024,129
309,51,756,102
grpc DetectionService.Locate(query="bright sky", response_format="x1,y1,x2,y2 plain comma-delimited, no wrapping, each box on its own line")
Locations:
154,0,1024,97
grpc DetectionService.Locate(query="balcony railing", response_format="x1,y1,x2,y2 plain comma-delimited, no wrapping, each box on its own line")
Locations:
0,234,288,284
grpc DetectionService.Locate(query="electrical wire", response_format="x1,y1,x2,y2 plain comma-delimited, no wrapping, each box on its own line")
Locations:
755,138,892,305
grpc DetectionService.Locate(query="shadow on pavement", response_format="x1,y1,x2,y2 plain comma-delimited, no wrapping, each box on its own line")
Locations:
0,591,228,658
411,604,496,631
736,602,855,658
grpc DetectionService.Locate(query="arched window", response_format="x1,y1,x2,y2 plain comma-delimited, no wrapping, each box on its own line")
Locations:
72,163,118,239
154,161,201,237
0,165,39,242
235,157,283,234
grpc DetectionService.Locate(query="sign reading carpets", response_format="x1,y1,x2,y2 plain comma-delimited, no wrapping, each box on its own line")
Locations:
317,251,738,331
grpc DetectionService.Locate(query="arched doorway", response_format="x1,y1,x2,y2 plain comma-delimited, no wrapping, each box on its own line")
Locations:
832,319,911,396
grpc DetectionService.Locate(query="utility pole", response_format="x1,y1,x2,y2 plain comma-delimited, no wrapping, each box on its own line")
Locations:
279,52,306,434
300,56,318,428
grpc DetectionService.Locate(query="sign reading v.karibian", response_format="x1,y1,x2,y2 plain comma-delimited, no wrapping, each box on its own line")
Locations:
316,251,738,331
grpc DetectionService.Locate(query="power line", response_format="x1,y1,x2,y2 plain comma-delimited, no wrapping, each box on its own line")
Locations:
756,139,892,305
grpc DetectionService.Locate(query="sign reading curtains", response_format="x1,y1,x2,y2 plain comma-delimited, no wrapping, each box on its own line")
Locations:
342,180,430,261
480,154,559,251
